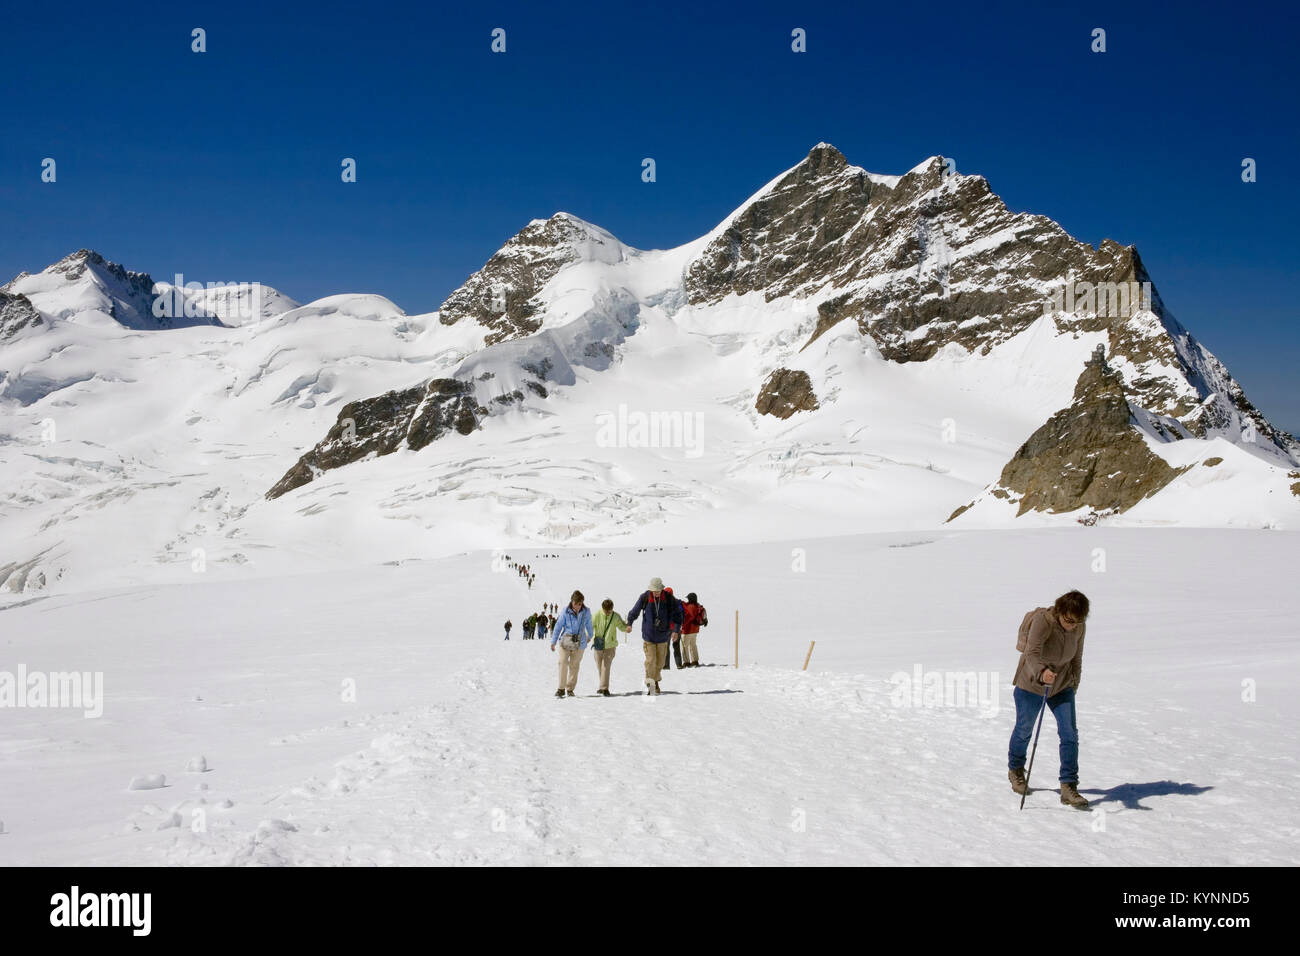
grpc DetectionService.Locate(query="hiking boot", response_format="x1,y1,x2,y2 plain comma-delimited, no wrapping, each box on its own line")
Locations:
645,680,654,696
555,689,565,698
654,681,661,695
1059,782,1090,809
1008,768,1028,795
566,689,575,697
601,689,612,697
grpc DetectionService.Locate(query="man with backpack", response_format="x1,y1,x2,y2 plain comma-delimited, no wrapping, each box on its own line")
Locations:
680,593,708,667
504,619,512,640
1008,590,1091,809
626,577,684,695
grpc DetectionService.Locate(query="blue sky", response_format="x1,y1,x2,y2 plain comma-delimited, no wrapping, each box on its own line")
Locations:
3,0,1296,432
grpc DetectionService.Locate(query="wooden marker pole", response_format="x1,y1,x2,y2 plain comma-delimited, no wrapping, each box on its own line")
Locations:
734,610,739,669
803,641,816,671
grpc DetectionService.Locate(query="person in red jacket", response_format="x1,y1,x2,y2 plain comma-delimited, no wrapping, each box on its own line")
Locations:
680,593,708,667
664,586,685,669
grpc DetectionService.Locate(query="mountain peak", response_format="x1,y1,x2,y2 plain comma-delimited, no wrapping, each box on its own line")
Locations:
437,212,629,345
802,142,849,167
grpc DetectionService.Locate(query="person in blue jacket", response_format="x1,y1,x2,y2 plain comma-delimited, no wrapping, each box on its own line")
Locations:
550,590,593,698
626,577,684,695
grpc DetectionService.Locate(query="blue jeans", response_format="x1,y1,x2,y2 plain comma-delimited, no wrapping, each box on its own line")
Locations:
1008,686,1079,784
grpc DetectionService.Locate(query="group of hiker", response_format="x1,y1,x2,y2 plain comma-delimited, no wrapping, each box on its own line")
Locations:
503,607,560,641
504,558,535,589
547,577,707,697
509,565,1092,808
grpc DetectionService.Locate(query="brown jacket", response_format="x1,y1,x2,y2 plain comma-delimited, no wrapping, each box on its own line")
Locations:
1013,608,1086,697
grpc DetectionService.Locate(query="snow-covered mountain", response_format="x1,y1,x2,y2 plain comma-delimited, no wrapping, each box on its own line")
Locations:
268,144,1298,509
2,144,1298,596
1,249,299,331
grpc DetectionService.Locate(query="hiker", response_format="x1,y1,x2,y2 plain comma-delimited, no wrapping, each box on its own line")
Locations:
551,590,593,698
664,586,683,670
680,592,708,667
627,577,684,695
1007,591,1091,809
537,612,549,643
504,619,512,641
523,614,536,640
590,599,632,697
548,612,556,634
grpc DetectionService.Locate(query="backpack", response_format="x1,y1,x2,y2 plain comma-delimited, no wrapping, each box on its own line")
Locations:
1016,607,1051,652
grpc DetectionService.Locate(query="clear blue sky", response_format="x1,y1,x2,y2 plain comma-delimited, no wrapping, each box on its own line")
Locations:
3,0,1296,432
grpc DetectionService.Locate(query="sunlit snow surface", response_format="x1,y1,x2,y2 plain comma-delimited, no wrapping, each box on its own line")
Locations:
1,529,1295,865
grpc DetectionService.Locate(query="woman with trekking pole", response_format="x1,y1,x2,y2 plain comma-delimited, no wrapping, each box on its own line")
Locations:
1007,591,1091,809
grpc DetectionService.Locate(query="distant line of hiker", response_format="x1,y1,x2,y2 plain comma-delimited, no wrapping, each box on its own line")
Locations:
504,557,535,589
549,577,707,697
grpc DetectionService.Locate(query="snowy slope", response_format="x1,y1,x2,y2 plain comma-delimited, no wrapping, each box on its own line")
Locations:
2,529,1295,865
3,146,1299,599
0,294,488,594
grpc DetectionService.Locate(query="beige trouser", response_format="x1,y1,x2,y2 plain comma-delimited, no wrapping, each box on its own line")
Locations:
682,632,699,664
593,647,616,691
643,641,668,682
557,645,585,692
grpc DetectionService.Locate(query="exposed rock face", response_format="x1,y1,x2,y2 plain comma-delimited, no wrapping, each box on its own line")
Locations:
685,144,1131,365
437,213,625,346
756,368,819,419
949,351,1190,519
684,144,1296,461
266,379,486,499
0,291,43,339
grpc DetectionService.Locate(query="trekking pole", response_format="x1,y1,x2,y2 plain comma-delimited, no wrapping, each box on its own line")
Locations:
1019,683,1051,811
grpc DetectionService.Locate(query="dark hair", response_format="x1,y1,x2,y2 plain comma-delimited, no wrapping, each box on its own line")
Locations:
601,598,613,612
686,592,698,603
1054,590,1090,621
571,590,584,605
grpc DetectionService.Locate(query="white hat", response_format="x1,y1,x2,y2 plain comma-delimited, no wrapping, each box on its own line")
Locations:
649,577,663,592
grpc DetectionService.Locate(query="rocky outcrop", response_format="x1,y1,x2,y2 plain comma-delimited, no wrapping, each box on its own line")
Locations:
0,291,43,339
949,349,1190,519
437,214,625,346
755,368,819,419
266,379,487,499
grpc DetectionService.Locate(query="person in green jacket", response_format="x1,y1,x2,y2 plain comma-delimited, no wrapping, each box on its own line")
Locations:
591,599,632,697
